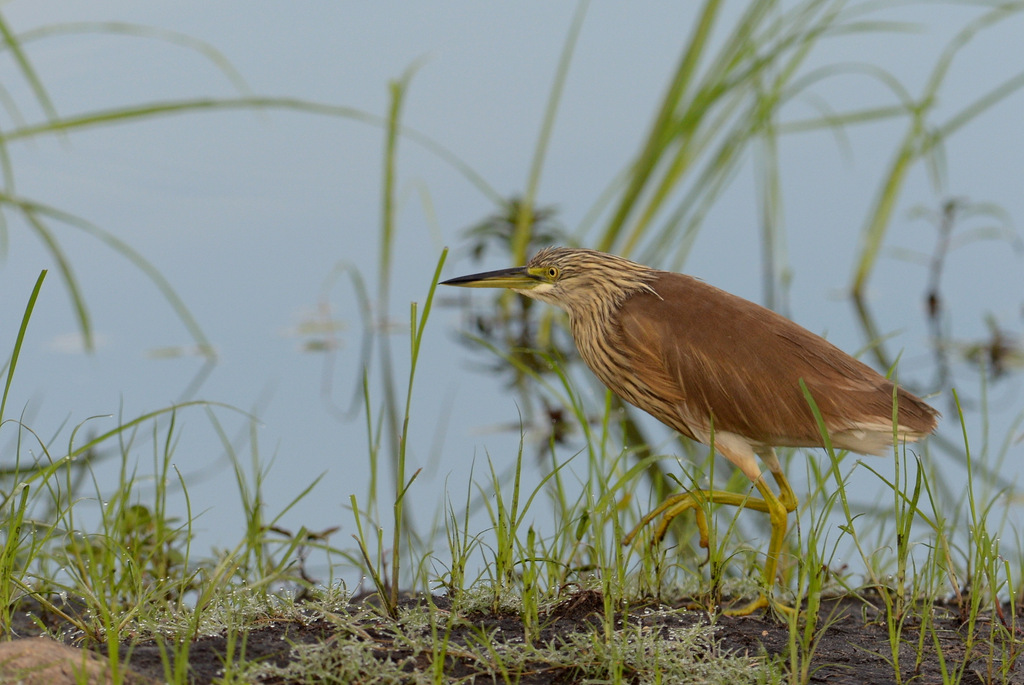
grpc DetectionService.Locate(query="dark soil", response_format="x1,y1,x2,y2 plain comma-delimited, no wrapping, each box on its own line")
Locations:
6,590,1023,684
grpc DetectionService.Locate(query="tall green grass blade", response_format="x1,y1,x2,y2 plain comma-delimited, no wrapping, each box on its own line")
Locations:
18,21,253,96
5,195,212,355
380,64,422,308
389,248,448,609
1,270,46,423
597,0,722,255
0,11,59,124
1,96,379,142
14,207,95,345
511,0,588,263
375,66,426,566
2,94,501,207
0,483,31,631
851,3,1024,297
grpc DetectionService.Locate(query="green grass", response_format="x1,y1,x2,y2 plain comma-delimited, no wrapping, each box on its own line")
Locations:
1,2,1023,683
1,257,1021,685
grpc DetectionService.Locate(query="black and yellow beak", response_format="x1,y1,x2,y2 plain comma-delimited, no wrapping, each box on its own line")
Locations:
441,266,543,290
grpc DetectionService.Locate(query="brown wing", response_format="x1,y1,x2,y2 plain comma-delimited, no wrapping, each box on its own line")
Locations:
613,272,937,451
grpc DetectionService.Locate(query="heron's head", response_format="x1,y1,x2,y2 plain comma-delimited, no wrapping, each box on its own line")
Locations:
441,247,656,317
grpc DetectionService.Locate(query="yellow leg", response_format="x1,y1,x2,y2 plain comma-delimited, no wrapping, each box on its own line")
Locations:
624,465,799,617
726,475,795,616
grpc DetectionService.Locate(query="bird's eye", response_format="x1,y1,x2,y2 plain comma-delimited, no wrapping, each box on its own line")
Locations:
547,267,559,279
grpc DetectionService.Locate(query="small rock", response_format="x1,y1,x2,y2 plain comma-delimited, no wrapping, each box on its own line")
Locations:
0,637,151,685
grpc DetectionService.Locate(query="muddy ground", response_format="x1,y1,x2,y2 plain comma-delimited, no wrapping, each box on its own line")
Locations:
6,591,1022,684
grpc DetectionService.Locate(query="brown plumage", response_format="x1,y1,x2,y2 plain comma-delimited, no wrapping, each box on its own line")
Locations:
442,246,939,614
601,271,937,455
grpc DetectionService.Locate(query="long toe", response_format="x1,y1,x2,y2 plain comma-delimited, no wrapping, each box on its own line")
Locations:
723,594,796,618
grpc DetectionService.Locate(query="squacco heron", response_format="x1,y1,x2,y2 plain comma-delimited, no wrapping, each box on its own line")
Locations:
443,246,939,614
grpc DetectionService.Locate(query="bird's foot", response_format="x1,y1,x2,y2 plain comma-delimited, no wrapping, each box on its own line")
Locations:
680,593,795,618
722,594,796,618
621,489,742,547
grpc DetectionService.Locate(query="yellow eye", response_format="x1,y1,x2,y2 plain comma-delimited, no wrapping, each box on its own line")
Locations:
546,266,559,279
